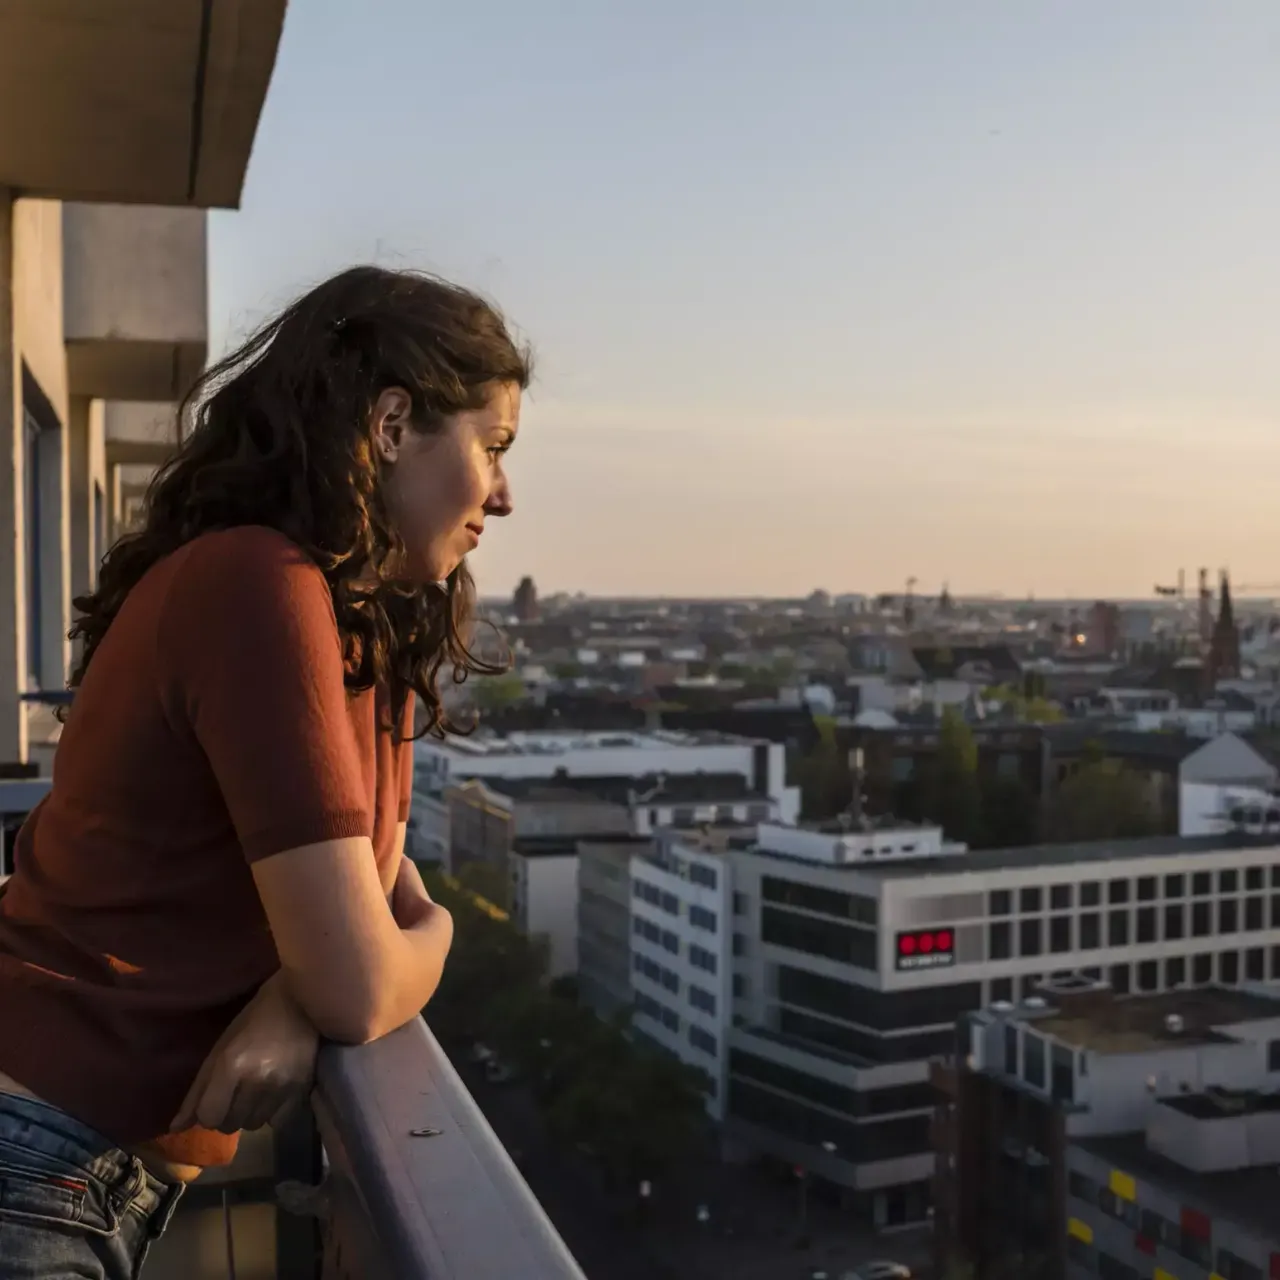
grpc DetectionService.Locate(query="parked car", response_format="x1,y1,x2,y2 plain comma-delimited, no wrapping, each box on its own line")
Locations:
843,1263,912,1280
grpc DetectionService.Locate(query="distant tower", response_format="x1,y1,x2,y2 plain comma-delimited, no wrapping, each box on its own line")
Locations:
512,576,538,623
1205,570,1241,690
1198,568,1213,645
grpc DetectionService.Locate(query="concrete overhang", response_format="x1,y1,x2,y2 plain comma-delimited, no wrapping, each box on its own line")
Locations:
103,402,180,471
0,0,287,207
63,204,207,401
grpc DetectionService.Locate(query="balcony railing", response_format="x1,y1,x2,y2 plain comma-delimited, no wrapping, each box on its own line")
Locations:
311,1017,587,1279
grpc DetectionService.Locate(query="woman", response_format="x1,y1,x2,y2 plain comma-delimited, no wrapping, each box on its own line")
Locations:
0,264,530,1277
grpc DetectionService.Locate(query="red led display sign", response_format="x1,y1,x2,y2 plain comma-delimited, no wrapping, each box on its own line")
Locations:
894,928,955,971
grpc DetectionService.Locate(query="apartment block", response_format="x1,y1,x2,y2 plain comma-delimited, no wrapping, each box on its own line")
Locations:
937,981,1280,1280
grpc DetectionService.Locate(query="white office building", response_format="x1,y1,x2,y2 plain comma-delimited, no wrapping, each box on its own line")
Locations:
629,827,737,1119
723,817,1280,1230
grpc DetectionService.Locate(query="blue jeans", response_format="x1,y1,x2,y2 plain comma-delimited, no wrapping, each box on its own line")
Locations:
0,1092,184,1279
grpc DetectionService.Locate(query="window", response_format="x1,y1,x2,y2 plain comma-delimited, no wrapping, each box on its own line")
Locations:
1192,901,1212,937
1193,953,1212,985
1246,866,1264,891
760,908,875,968
733,892,748,916
732,974,747,999
1136,876,1156,901
1108,910,1129,947
1050,915,1071,953
690,863,718,889
1246,896,1264,931
1020,887,1042,913
1108,879,1129,904
688,1025,717,1056
989,889,1011,916
1247,947,1265,982
1164,873,1185,898
1165,903,1185,940
660,891,679,916
1050,884,1072,910
1272,894,1280,929
990,977,1013,1003
1066,1169,1096,1203
690,945,717,974
1081,881,1101,907
1098,1186,1138,1229
1166,955,1186,987
1137,960,1158,991
1219,898,1239,934
1023,1033,1045,1089
660,1005,679,1032
1193,871,1212,896
689,985,716,1015
1097,1254,1140,1280
989,921,1011,960
689,905,718,933
1020,918,1042,957
762,876,876,923
1221,951,1240,985
1136,906,1156,944
1268,1039,1280,1072
661,930,680,954
1215,1250,1264,1280
1080,912,1100,950
1220,868,1239,893
1110,964,1130,994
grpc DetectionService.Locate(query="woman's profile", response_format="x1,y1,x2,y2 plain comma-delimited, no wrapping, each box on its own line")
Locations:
0,264,530,1278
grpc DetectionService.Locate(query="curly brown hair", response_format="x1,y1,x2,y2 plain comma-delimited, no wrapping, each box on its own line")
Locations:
65,265,532,739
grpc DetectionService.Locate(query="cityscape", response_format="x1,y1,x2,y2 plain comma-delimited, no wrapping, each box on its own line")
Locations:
4,4,1280,1280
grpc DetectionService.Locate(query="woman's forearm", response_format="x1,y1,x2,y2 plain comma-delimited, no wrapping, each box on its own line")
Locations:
367,901,454,1041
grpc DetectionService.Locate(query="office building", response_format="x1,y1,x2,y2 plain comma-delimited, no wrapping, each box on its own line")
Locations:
723,818,1280,1230
629,826,739,1118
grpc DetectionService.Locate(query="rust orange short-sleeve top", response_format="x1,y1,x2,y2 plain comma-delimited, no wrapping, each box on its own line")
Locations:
0,526,415,1166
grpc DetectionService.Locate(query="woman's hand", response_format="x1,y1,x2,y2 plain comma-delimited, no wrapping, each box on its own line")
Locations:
390,853,439,929
170,972,320,1135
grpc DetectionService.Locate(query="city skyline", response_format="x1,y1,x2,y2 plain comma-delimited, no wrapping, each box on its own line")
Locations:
210,2,1280,598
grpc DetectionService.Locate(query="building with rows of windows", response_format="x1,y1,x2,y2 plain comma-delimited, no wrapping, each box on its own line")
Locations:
936,979,1280,1280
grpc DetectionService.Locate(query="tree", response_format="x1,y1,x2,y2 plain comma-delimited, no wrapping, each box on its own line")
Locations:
470,671,527,713
1049,758,1162,842
980,775,1040,848
929,707,985,846
793,721,852,821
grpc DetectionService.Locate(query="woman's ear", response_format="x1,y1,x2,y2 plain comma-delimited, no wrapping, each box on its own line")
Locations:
371,387,414,462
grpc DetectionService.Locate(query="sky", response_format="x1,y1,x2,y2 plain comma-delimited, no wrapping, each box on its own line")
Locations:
209,1,1280,601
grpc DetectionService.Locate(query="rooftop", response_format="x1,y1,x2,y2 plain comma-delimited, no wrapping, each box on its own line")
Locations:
436,728,758,757
826,831,1278,880
1032,986,1280,1055
475,771,764,806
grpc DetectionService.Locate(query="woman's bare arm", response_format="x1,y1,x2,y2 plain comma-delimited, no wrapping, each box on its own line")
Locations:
252,837,453,1044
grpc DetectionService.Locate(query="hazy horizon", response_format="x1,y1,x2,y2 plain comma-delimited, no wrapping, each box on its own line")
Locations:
210,2,1280,601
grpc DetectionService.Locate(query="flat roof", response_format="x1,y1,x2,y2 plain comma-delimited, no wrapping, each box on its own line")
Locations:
1033,987,1280,1055
771,832,1280,880
1077,1131,1280,1243
436,728,760,757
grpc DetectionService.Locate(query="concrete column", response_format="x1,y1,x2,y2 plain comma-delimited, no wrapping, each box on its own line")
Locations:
36,397,70,691
0,189,25,766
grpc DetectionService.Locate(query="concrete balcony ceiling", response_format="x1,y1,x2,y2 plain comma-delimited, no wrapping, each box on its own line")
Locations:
64,204,207,401
0,0,286,207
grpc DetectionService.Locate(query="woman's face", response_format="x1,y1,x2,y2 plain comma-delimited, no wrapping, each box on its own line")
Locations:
373,380,520,583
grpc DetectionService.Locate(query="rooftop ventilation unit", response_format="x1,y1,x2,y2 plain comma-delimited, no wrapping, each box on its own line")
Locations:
1164,1013,1185,1035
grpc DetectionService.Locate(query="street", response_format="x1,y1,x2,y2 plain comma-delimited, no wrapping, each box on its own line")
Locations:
461,1064,932,1280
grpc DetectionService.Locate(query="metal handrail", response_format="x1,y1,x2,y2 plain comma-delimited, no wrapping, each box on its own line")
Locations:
313,1018,587,1280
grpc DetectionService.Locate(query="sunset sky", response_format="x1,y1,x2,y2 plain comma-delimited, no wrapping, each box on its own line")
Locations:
209,1,1280,600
